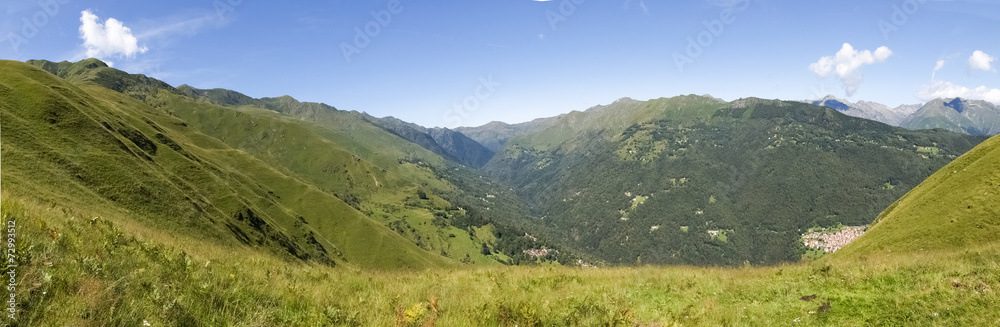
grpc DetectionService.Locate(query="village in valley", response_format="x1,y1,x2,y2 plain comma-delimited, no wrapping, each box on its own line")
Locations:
802,225,868,253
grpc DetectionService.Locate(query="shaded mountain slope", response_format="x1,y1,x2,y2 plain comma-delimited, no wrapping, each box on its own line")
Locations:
359,113,495,168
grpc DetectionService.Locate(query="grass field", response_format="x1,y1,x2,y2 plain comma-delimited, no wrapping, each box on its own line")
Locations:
5,193,999,326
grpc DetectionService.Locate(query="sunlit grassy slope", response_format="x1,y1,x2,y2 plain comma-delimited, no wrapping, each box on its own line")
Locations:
6,193,1000,326
834,133,1000,259
28,59,581,266
152,91,514,265
0,59,451,269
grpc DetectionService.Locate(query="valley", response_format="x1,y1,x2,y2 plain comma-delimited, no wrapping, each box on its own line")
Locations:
2,59,998,325
479,96,985,266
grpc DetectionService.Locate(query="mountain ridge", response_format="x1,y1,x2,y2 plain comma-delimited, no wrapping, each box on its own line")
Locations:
10,58,992,268
901,97,1000,136
806,94,921,127
9,59,591,270
482,96,985,265
805,94,1000,136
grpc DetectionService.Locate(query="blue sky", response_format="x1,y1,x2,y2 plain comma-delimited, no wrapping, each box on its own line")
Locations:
2,0,998,127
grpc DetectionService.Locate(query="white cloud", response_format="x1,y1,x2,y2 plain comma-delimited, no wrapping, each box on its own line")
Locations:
809,43,892,96
79,10,148,60
969,50,995,72
916,80,1000,104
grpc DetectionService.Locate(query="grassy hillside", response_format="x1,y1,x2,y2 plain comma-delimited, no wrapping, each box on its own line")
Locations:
176,84,496,168
152,91,520,265
0,59,450,269
485,97,986,266
5,193,999,325
27,59,179,101
14,59,580,267
834,132,1000,259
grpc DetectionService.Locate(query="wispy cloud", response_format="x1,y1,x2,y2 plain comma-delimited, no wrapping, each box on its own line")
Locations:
624,0,649,15
932,60,945,81
703,0,753,8
917,80,1000,103
388,29,455,41
136,12,218,40
389,29,506,48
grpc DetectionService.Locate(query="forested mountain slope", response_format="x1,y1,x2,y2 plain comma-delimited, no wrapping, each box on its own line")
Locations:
483,96,986,266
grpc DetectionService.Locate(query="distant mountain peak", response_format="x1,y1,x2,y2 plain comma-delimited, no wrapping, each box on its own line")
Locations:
944,98,966,113
812,95,852,111
817,94,846,102
481,121,511,128
76,58,109,69
702,94,727,103
729,97,787,109
803,96,926,127
901,97,1000,135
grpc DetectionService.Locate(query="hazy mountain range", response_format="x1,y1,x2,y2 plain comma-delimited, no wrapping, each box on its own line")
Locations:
807,95,1000,136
